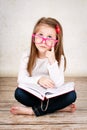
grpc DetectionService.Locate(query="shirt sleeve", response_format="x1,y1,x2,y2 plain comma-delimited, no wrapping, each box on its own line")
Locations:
47,55,64,87
17,50,41,86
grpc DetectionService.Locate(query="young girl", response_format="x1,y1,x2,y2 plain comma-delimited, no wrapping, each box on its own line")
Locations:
10,17,77,116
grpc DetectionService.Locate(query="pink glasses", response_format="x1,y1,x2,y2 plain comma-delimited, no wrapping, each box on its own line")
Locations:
32,34,58,47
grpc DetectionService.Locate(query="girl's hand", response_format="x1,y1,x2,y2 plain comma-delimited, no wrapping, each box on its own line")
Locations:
38,77,55,88
46,47,56,64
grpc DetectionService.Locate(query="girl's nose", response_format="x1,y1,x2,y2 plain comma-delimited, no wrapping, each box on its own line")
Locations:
42,40,45,44
42,38,46,44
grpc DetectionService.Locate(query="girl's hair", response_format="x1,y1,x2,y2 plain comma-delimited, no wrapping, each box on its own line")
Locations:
27,17,66,76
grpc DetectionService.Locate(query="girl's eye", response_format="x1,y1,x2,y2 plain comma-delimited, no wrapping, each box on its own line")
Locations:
47,35,52,38
38,33,43,36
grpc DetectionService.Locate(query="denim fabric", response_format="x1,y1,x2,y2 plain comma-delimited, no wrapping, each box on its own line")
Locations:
15,88,77,116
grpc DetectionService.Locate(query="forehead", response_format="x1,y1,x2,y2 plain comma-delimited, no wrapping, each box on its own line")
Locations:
35,24,56,36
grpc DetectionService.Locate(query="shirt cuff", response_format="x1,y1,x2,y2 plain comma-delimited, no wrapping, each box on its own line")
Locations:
47,60,58,69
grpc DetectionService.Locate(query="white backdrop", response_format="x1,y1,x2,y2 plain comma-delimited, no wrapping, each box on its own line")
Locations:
0,0,87,77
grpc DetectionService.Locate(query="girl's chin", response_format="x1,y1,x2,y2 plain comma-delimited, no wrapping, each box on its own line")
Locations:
38,48,47,52
40,49,51,53
38,47,51,52
39,50,47,53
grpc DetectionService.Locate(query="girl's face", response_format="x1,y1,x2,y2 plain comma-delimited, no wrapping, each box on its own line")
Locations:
34,24,57,54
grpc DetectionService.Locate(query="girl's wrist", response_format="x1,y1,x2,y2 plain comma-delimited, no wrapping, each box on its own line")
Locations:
49,58,56,65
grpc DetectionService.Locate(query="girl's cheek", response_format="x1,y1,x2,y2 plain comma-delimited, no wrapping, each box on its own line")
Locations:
35,43,39,48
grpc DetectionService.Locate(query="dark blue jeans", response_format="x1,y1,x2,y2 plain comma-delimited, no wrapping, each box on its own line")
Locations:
15,87,77,116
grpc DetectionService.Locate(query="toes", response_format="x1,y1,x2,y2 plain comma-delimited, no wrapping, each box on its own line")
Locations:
10,107,18,115
71,104,76,109
71,104,76,112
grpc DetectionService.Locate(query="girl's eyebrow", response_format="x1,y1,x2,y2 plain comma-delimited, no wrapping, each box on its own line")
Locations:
37,32,54,38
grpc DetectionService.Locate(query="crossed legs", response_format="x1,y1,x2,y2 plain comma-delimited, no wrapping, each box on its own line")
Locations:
10,88,77,116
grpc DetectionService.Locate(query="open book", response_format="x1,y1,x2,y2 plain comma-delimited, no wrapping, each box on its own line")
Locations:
18,82,75,101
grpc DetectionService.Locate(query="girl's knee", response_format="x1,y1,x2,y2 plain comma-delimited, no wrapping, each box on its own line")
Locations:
67,91,77,103
14,88,23,101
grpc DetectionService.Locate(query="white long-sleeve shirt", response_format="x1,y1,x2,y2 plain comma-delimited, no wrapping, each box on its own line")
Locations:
18,50,65,88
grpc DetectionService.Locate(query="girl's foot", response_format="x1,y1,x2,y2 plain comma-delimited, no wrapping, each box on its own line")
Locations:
10,106,34,115
59,104,76,112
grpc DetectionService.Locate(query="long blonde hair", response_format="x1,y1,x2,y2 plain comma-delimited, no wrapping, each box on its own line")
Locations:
27,17,66,76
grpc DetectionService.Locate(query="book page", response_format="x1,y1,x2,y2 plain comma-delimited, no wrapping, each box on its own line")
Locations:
19,83,47,96
18,82,75,100
46,82,75,94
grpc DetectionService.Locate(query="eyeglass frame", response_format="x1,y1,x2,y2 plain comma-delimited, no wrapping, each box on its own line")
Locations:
32,34,58,47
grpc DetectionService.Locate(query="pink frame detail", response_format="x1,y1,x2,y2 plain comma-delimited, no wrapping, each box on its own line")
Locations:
32,34,58,47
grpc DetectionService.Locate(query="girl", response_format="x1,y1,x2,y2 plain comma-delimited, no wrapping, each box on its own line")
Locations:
10,17,77,116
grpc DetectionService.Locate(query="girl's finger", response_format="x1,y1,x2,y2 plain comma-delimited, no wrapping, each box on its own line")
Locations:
51,46,54,52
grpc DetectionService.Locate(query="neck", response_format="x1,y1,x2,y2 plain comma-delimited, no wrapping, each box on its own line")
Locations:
38,52,46,59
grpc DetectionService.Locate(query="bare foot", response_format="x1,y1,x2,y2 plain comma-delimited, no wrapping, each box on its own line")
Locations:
59,104,76,112
10,106,34,115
